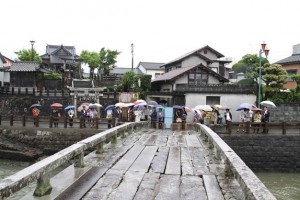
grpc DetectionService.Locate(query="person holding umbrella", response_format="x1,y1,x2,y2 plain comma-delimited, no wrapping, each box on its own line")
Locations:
67,108,75,127
261,106,270,133
32,107,40,125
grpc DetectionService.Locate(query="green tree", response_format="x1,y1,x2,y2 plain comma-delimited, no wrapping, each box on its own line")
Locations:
80,48,120,79
98,47,120,77
262,63,287,88
121,70,135,92
15,49,41,61
80,50,99,79
232,54,268,82
262,63,288,100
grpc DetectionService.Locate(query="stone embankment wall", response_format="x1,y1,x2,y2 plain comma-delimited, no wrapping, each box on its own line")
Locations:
0,127,101,161
220,135,300,172
269,103,300,122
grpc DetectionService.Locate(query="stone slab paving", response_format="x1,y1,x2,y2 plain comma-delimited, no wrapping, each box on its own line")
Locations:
82,129,246,200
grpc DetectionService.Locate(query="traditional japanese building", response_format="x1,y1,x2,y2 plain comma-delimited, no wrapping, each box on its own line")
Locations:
148,45,256,121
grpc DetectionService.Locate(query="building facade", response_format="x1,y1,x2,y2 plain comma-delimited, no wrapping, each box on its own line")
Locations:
148,45,256,121
275,44,300,89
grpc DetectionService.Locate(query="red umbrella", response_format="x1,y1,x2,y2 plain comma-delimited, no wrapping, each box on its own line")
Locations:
51,103,63,108
252,107,262,112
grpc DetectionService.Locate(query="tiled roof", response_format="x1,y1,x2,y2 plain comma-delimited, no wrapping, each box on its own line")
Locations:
139,62,165,70
275,54,300,65
162,45,224,67
152,64,229,83
111,67,134,74
8,62,41,72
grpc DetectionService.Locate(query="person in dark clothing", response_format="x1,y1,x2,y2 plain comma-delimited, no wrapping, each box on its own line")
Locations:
158,108,164,129
262,106,270,133
79,106,87,128
113,106,121,127
151,108,158,128
224,108,232,133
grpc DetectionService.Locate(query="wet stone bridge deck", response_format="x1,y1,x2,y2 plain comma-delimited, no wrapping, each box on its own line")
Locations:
51,128,245,200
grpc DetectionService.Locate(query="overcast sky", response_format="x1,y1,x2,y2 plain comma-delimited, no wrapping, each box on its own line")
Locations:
1,0,299,71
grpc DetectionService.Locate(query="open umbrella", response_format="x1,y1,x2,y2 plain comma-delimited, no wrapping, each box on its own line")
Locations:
195,105,212,112
64,105,75,110
147,101,158,106
124,103,134,107
77,105,89,112
51,103,63,108
260,100,276,108
30,104,41,108
115,102,125,107
236,103,252,111
89,103,102,109
183,106,193,112
173,105,183,109
104,105,115,112
252,107,263,112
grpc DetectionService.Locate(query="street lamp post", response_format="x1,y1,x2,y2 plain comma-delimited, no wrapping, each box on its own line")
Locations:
258,41,270,108
30,40,35,61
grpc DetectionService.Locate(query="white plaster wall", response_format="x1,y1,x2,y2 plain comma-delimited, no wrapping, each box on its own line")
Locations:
138,65,147,74
208,76,219,84
181,55,206,67
0,72,3,86
148,69,164,80
200,50,218,60
185,93,256,122
175,74,187,84
4,72,10,83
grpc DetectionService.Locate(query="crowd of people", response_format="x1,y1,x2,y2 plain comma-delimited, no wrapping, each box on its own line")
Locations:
31,102,271,132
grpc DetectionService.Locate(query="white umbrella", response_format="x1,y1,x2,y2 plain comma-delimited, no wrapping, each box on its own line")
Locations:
147,100,158,106
124,103,134,107
195,105,213,112
89,103,102,108
260,100,276,108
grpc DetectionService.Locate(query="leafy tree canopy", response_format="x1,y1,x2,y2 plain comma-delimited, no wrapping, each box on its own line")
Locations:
121,70,135,92
79,48,120,79
262,63,287,88
99,47,120,75
80,50,99,79
15,49,41,61
232,54,268,81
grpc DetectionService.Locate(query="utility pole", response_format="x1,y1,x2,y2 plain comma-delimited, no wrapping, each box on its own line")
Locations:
30,40,35,61
131,43,134,71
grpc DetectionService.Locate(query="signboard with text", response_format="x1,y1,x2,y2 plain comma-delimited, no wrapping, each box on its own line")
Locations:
119,92,139,103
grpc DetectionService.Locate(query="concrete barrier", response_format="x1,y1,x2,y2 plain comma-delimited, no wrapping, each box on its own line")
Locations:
0,121,148,199
196,123,276,200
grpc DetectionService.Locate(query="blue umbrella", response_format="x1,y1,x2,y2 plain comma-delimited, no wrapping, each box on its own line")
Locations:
236,103,252,111
104,105,115,112
64,105,75,110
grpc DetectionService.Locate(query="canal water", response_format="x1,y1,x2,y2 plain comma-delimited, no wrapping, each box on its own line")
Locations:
0,159,299,200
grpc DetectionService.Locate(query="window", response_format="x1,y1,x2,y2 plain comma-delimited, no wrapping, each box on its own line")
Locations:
155,73,163,78
286,69,297,81
188,67,208,85
166,67,172,73
219,63,225,76
206,96,220,105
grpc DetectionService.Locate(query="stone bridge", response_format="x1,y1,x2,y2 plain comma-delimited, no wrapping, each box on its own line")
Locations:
0,122,276,200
